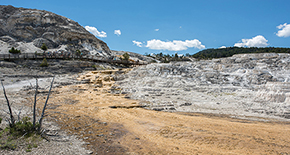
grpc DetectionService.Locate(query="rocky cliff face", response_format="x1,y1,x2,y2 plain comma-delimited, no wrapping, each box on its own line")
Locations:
116,53,290,120
0,5,111,56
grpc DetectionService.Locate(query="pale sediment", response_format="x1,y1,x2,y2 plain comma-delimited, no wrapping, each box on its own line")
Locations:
116,53,290,121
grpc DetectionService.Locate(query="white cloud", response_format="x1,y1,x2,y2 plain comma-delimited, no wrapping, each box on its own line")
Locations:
85,26,107,38
234,35,268,47
219,46,226,49
114,30,121,36
155,29,159,31
133,40,143,47
145,39,205,51
276,23,290,37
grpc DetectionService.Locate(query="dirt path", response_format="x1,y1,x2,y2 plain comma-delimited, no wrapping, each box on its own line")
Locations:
42,70,290,155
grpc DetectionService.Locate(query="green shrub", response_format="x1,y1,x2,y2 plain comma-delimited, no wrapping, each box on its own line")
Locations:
33,144,38,148
26,149,31,152
76,49,81,56
9,47,21,54
40,58,48,67
41,43,48,51
0,118,2,124
122,52,130,61
8,117,38,137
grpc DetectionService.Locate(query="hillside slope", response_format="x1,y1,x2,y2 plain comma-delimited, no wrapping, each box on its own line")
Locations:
0,5,111,56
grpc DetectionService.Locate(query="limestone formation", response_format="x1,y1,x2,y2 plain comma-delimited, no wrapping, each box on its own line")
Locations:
0,5,111,56
111,50,157,64
116,53,290,120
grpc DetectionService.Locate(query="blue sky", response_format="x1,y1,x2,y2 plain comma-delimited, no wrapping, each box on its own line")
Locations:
2,0,290,55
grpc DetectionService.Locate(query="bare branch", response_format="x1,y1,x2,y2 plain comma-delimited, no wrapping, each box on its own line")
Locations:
1,109,10,115
17,105,25,122
4,118,11,124
20,132,28,139
29,81,33,88
1,81,15,127
38,76,55,132
33,78,38,129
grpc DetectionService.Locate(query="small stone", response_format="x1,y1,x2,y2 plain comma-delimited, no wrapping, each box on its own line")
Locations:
86,150,93,154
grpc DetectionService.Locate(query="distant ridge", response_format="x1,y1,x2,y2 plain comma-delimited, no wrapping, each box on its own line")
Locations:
192,47,290,59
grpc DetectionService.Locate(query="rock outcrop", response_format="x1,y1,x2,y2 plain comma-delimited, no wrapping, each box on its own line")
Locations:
0,5,111,56
111,50,156,64
116,53,290,120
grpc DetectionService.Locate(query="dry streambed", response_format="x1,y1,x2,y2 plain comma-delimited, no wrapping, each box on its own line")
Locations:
41,69,290,154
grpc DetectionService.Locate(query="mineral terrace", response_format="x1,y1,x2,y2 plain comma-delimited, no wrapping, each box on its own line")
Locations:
1,53,290,154
117,53,290,120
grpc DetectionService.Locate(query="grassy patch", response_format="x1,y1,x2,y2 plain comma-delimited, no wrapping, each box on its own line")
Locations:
0,117,42,151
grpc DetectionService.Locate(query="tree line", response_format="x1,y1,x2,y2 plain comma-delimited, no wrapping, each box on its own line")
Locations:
191,47,290,59
144,53,191,63
145,47,290,62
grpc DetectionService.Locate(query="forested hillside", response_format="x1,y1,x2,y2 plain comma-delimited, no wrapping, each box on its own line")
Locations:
192,47,290,59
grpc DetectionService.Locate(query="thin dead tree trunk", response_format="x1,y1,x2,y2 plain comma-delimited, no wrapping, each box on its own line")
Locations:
33,78,38,129
38,76,55,132
1,81,15,127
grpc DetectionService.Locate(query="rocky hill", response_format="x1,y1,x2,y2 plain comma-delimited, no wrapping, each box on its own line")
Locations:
0,5,111,56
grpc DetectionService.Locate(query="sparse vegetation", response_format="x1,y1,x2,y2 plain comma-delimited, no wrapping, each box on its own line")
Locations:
0,117,40,150
40,58,48,67
8,117,38,137
0,78,55,151
9,47,21,54
26,149,32,152
0,126,42,151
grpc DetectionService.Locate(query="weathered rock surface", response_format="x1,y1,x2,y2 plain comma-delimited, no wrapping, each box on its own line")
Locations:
0,5,111,56
111,50,156,64
117,53,290,120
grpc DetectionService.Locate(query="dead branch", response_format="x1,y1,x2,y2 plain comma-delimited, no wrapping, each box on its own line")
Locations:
1,81,15,127
17,105,24,122
33,78,38,129
38,76,55,132
1,109,10,115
